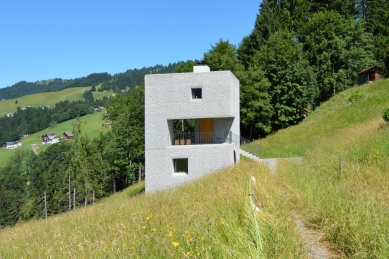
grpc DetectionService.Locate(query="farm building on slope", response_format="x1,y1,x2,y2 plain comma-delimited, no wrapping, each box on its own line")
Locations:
144,66,240,193
357,66,382,85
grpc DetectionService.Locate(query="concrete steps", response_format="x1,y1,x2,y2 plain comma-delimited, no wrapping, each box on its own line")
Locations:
238,149,261,162
238,148,302,173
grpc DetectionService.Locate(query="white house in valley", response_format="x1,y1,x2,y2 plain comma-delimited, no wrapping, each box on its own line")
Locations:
145,66,240,193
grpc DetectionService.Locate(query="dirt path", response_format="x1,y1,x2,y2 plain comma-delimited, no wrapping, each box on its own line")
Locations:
31,143,38,155
257,157,303,174
294,218,336,259
247,155,338,258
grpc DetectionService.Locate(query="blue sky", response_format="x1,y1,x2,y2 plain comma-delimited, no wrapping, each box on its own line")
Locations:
0,0,259,89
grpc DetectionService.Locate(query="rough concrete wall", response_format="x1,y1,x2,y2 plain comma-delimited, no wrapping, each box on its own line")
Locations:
145,71,238,119
145,144,236,193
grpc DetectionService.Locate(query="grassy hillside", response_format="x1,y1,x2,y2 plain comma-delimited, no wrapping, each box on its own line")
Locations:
0,86,114,117
0,112,110,168
244,79,389,158
1,80,389,258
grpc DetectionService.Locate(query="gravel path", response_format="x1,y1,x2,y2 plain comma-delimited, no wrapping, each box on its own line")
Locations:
249,155,335,258
295,219,334,259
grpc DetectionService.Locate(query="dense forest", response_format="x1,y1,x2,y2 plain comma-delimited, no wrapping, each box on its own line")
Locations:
0,63,180,100
1,0,389,227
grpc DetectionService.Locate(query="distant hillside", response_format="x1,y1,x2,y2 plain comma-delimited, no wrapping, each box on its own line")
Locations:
0,112,109,168
0,86,107,117
0,62,181,100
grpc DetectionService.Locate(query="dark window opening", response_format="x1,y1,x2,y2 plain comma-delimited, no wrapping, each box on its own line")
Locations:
192,88,202,99
173,159,188,174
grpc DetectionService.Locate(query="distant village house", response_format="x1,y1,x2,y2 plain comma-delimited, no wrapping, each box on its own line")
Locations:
92,106,105,113
6,112,15,118
63,131,74,140
4,142,17,149
3,141,22,149
42,133,60,144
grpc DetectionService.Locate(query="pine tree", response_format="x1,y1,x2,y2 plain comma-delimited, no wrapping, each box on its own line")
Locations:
104,87,145,192
361,0,389,76
0,186,7,227
7,192,24,225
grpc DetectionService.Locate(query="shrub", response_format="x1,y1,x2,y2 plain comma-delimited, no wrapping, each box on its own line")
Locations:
382,106,389,123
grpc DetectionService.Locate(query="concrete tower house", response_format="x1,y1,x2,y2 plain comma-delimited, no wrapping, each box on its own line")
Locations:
145,66,240,193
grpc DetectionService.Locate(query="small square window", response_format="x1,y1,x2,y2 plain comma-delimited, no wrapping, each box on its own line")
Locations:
192,88,202,99
173,158,188,174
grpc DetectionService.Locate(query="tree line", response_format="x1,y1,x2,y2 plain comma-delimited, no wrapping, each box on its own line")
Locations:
0,63,181,100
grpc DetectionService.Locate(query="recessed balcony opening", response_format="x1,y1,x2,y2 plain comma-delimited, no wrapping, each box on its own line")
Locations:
171,118,232,145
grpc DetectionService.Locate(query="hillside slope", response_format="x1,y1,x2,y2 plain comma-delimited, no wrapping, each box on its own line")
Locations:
243,79,389,158
0,112,109,168
1,80,389,258
0,86,113,117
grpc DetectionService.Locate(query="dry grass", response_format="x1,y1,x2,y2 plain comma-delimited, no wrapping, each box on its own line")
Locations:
0,162,304,258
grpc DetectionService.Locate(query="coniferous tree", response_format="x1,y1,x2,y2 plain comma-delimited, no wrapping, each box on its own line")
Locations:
361,0,389,76
175,60,197,73
0,186,6,227
7,192,24,225
239,66,273,138
104,87,145,192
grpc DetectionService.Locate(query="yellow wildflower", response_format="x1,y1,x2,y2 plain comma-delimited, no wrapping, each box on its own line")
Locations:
172,241,179,247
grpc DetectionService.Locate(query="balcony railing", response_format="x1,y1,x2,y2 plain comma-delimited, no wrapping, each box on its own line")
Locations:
172,131,236,146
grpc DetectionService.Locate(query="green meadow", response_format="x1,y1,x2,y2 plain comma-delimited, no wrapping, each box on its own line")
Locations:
1,80,389,258
0,112,110,168
0,85,114,117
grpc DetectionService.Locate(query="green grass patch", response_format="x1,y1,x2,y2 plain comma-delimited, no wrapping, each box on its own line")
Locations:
241,79,389,257
0,87,113,117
